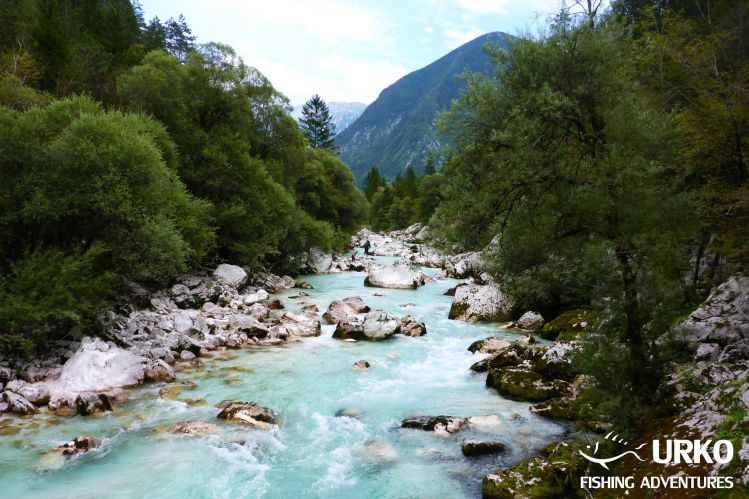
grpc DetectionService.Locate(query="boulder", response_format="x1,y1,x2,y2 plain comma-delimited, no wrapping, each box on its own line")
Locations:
364,262,425,290
213,264,248,289
179,350,196,362
45,337,146,399
470,344,542,373
401,415,465,433
486,368,571,402
353,360,370,370
307,248,333,274
359,439,398,464
216,400,277,429
467,337,511,354
333,311,400,341
670,276,749,346
323,297,370,324
75,392,113,415
170,421,219,436
398,316,427,337
444,252,484,278
462,440,506,457
448,280,511,322
144,359,176,383
227,314,268,338
2,390,35,415
273,311,321,337
516,311,545,330
694,342,721,363
57,435,101,456
15,383,50,406
335,407,364,419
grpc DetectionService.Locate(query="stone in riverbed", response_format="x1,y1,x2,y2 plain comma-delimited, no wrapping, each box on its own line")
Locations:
364,262,425,290
401,415,465,433
323,297,370,324
170,421,219,436
335,407,363,419
486,368,571,402
333,311,400,341
353,360,370,369
448,280,512,322
144,359,176,383
57,435,101,456
462,440,506,456
75,392,113,415
467,337,511,354
398,316,427,337
514,311,545,330
216,400,277,429
2,390,36,415
213,264,248,289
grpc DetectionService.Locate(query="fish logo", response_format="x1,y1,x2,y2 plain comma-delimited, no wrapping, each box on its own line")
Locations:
579,432,647,469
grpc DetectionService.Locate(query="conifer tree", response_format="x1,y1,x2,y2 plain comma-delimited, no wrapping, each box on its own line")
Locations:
299,94,335,149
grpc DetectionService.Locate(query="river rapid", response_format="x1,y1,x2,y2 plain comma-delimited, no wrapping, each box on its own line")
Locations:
0,257,566,498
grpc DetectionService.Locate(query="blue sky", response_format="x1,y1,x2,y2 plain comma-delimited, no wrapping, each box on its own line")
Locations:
140,0,561,105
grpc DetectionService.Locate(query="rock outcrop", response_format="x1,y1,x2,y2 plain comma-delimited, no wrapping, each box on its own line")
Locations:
449,279,511,322
323,297,370,324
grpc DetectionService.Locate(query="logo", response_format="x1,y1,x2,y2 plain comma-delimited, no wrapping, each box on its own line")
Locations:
577,431,736,492
579,432,647,470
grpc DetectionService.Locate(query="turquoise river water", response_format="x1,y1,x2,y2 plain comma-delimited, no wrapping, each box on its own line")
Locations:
0,258,567,498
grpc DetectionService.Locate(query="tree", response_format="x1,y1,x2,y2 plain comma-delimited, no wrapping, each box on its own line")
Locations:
434,17,695,419
299,94,335,149
363,166,386,201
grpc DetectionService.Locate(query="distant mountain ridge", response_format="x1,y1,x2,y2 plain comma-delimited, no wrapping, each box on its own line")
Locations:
336,32,512,183
291,101,367,134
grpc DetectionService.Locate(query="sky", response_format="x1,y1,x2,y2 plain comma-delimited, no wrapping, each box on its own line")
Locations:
140,0,562,105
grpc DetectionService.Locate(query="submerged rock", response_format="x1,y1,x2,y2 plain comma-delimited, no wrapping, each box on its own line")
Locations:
360,439,398,464
56,435,101,456
462,440,506,457
353,360,370,370
449,280,511,322
170,421,219,436
364,262,425,290
75,392,113,415
401,415,465,433
216,400,277,429
335,407,363,419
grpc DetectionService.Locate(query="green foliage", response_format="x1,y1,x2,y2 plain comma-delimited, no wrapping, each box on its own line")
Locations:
363,167,386,201
118,47,366,268
0,246,116,357
433,17,698,412
299,94,335,149
0,97,214,353
369,166,444,230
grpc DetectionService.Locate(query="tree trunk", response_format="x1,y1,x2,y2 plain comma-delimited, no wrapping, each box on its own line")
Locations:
615,242,648,389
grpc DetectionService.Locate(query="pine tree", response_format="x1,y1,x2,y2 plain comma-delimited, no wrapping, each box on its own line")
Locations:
363,166,385,201
299,94,335,149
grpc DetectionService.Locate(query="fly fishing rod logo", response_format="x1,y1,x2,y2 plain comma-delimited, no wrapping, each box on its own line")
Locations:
578,432,736,491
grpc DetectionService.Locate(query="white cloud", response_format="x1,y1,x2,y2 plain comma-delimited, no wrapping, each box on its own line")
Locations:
424,26,434,33
443,27,484,47
457,0,510,15
229,0,387,44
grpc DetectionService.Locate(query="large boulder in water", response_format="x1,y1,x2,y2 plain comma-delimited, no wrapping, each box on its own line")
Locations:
364,262,425,290
2,390,36,415
45,337,146,401
515,311,545,331
306,248,333,274
272,311,321,337
333,311,400,341
323,297,370,324
212,264,248,289
448,280,512,322
401,415,466,433
486,367,571,402
216,400,277,429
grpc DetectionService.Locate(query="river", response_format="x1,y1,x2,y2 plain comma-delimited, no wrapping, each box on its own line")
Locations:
0,257,566,498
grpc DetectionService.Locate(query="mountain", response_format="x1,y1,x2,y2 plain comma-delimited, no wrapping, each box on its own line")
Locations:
291,101,367,134
336,32,512,183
